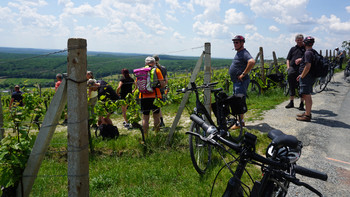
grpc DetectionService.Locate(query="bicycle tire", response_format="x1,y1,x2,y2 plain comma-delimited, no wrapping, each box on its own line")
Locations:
263,180,289,197
313,77,328,94
247,80,261,96
189,121,212,175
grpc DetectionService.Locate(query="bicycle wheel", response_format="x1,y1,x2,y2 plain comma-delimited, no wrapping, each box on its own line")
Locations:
247,80,261,96
227,114,244,142
263,179,289,197
189,121,212,175
313,77,327,93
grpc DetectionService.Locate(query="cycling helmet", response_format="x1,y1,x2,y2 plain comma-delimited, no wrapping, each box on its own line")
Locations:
303,36,315,45
232,35,245,43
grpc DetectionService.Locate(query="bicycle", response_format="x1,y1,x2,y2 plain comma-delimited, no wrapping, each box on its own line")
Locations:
187,114,328,196
177,82,245,174
248,67,287,96
313,59,337,94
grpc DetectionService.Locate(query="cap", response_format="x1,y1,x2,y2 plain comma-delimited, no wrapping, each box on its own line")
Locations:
87,79,96,87
145,56,155,65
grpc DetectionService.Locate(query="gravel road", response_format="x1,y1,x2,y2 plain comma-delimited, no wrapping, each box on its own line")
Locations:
247,72,350,197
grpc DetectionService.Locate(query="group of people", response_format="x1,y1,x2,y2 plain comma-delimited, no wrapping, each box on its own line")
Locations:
229,33,340,129
84,55,168,139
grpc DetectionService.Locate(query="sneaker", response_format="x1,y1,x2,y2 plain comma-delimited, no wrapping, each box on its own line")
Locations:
123,121,127,126
297,102,305,111
285,101,294,109
297,113,312,118
296,114,311,122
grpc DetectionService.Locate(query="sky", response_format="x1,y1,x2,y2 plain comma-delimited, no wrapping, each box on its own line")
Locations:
0,0,349,59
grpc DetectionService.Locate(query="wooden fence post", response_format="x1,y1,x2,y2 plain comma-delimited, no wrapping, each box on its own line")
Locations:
17,78,67,197
167,52,204,144
67,38,89,197
326,50,328,59
0,93,4,140
259,47,265,86
203,42,211,114
272,51,280,75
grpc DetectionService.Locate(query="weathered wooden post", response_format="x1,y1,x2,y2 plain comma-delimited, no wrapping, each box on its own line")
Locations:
320,50,322,56
0,93,4,140
259,47,266,86
326,50,328,59
203,42,211,114
67,38,89,197
272,51,280,75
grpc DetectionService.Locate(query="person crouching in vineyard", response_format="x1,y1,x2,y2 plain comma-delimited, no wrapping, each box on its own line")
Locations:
88,78,119,127
86,71,98,126
116,68,136,129
137,57,165,139
229,35,255,130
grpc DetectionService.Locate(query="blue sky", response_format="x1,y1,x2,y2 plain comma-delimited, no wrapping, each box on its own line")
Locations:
0,0,349,59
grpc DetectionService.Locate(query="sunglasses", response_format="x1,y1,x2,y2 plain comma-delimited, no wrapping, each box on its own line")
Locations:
233,41,241,44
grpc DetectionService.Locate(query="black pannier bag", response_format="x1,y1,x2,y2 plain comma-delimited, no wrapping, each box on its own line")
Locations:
211,92,231,119
99,124,119,139
224,94,248,115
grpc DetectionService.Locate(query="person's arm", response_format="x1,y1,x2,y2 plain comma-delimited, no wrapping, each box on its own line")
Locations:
286,60,290,69
297,62,311,81
132,80,138,93
238,58,255,81
116,81,123,95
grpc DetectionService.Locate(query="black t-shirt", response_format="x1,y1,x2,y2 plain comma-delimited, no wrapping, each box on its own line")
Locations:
11,91,24,106
120,77,134,99
287,45,305,69
299,49,314,74
96,80,119,101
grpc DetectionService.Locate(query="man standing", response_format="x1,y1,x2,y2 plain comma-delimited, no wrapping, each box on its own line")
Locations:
9,85,24,110
296,36,316,122
138,57,165,138
55,73,63,91
335,47,345,69
153,54,168,127
229,35,255,129
285,34,305,110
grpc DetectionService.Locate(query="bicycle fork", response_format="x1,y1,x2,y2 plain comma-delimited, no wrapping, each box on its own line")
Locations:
222,157,248,197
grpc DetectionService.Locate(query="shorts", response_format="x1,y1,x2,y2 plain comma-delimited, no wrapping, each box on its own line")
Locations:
233,78,250,96
140,98,160,115
299,74,315,95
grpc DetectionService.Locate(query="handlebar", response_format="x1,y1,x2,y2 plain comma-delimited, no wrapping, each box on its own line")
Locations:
187,114,327,196
176,82,218,93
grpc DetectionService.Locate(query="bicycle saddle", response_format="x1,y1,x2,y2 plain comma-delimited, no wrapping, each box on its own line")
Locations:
268,129,299,149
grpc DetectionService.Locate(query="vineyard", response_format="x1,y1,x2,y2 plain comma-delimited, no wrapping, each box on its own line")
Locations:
0,43,292,196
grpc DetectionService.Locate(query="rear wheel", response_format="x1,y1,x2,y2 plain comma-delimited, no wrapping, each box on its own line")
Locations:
283,79,289,96
247,80,261,96
313,77,328,94
189,121,212,175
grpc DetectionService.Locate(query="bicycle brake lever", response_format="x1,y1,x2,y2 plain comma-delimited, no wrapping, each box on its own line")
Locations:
289,178,323,196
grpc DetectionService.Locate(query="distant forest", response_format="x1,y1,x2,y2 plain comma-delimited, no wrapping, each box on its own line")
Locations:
0,47,233,89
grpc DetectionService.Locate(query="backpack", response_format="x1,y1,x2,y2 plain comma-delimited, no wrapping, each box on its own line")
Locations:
133,66,159,94
310,50,329,78
98,124,119,139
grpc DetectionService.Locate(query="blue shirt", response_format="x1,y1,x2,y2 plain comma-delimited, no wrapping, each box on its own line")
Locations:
229,49,253,83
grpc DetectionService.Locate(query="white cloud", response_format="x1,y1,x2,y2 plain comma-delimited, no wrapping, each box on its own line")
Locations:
346,6,350,13
250,0,313,25
193,0,221,20
224,8,251,25
166,13,178,22
269,25,279,32
173,32,185,40
193,21,229,38
317,15,350,34
245,24,257,31
229,0,250,6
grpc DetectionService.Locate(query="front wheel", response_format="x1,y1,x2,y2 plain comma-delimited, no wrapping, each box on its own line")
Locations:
313,77,327,94
247,80,261,96
189,121,212,175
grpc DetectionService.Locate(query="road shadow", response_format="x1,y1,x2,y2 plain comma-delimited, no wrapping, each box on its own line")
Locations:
312,109,337,117
312,117,350,129
246,123,277,134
